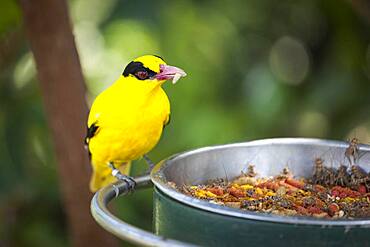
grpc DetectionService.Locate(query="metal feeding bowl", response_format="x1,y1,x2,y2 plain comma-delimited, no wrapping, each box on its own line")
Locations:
91,138,370,247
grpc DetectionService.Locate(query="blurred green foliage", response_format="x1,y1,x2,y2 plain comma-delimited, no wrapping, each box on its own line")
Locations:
1,0,370,246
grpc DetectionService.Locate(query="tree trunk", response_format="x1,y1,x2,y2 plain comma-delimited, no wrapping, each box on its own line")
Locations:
19,0,118,246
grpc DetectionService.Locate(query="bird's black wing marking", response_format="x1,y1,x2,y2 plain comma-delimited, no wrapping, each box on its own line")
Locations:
163,114,171,130
84,123,99,158
85,123,99,144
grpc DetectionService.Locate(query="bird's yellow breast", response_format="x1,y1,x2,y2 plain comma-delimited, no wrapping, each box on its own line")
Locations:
87,76,170,166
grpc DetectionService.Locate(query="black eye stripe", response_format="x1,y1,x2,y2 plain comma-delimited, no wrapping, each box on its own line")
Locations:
122,61,157,80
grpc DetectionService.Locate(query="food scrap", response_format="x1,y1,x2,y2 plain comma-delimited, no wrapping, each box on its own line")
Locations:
176,162,370,219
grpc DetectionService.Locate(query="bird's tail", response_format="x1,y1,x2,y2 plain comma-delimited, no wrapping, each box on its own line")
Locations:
89,161,131,192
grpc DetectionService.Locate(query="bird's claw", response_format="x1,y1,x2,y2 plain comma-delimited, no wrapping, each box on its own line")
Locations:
112,172,136,192
115,173,136,191
112,185,120,198
108,162,136,192
143,154,155,175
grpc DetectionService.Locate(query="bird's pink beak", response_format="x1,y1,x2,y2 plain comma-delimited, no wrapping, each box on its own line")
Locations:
154,64,187,84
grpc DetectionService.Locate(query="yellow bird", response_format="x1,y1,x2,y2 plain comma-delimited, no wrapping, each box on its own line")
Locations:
85,55,186,192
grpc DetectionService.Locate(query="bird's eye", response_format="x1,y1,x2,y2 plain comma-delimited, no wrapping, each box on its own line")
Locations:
135,71,148,80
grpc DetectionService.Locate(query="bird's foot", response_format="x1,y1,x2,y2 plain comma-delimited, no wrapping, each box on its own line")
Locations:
108,163,136,191
115,173,136,191
143,154,155,175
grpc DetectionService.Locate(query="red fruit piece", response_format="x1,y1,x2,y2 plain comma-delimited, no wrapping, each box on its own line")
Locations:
315,199,326,209
331,186,361,198
358,184,367,195
314,185,326,193
331,189,339,197
285,178,305,189
328,203,339,216
228,187,246,198
279,180,298,191
339,192,347,198
257,181,279,190
307,206,322,214
207,187,224,196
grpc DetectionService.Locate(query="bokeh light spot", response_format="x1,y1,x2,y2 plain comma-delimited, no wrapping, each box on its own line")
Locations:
297,111,329,137
269,36,310,85
346,125,370,144
13,52,35,89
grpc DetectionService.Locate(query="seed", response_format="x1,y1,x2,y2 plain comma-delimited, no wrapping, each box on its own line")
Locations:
339,210,345,217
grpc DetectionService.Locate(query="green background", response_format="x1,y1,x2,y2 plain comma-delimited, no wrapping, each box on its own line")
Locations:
1,0,370,246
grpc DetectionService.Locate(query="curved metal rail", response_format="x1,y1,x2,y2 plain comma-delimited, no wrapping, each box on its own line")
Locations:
90,175,195,247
